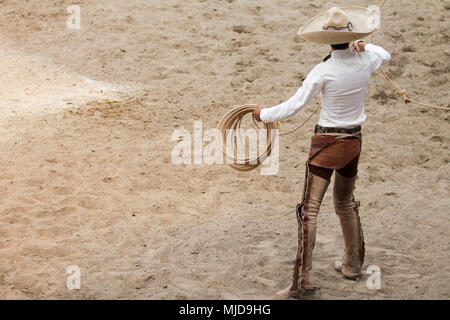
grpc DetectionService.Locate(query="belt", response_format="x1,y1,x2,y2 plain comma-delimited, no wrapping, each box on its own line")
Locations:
315,125,361,135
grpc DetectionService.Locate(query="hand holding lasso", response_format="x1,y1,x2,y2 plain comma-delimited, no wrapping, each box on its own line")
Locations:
351,40,366,53
252,105,263,122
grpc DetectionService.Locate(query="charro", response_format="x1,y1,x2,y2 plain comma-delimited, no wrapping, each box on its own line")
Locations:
218,0,449,297
253,5,386,296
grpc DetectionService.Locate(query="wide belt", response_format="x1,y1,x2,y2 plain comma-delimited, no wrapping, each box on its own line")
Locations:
315,125,362,135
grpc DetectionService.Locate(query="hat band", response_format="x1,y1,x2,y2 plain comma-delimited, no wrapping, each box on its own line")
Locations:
323,21,353,32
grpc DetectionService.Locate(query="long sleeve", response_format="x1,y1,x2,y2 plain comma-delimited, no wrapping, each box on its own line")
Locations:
260,65,324,123
365,43,391,72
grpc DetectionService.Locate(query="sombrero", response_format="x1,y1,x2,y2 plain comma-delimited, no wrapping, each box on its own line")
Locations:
298,6,378,44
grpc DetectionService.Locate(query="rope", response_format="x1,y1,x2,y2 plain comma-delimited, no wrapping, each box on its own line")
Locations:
372,0,448,111
217,102,321,171
279,102,321,136
217,104,280,171
104,97,133,104
375,69,448,110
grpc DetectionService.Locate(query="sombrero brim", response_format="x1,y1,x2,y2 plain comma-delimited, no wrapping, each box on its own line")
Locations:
298,6,377,44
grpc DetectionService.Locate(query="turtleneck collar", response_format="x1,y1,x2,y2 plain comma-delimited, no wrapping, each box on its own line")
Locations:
331,48,354,58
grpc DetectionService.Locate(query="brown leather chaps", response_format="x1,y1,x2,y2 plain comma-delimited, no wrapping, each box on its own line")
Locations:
291,131,365,291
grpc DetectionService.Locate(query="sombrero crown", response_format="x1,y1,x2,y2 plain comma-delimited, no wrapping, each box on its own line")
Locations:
298,6,377,44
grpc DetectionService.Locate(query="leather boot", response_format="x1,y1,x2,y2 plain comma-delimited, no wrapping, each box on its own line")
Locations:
333,172,365,279
292,173,330,291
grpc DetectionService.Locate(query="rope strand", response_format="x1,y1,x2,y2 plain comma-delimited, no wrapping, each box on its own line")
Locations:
373,0,448,111
279,102,321,136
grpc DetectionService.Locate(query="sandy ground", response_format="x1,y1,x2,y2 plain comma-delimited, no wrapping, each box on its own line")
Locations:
0,0,448,299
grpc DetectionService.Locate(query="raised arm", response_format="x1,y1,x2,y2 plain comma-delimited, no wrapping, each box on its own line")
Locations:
366,44,391,71
257,65,324,123
353,40,391,71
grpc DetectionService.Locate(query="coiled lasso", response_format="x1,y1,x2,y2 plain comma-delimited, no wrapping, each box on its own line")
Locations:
217,103,321,171
217,104,280,172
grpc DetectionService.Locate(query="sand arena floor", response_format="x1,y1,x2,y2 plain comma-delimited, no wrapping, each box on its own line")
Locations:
0,0,448,299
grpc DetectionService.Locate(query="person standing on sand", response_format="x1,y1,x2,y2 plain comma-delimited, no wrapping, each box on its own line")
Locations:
253,7,391,296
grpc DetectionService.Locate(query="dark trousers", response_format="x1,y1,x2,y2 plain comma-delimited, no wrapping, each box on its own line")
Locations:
310,153,360,181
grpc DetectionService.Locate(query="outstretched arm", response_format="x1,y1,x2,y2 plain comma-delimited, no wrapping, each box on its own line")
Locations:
254,65,324,123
